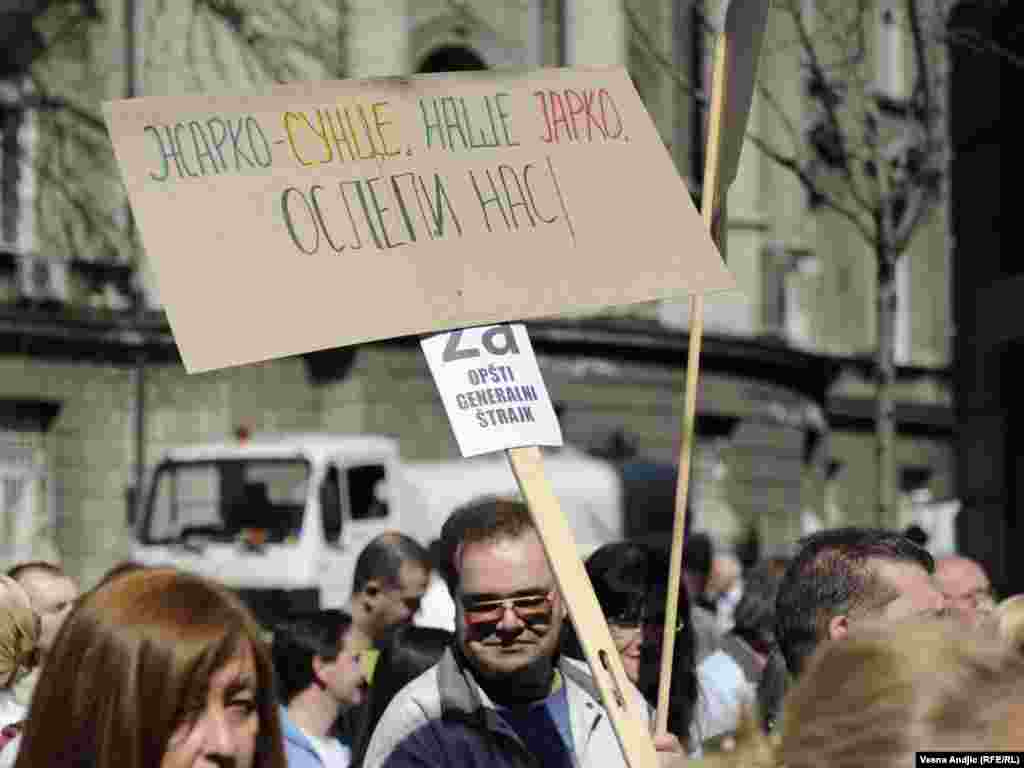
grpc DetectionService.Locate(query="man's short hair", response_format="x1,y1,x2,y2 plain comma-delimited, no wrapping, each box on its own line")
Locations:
775,527,934,677
683,533,713,593
351,532,430,596
733,556,789,647
271,609,352,703
438,496,534,595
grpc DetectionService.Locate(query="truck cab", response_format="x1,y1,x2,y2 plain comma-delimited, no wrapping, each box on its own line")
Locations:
132,433,403,625
131,431,624,627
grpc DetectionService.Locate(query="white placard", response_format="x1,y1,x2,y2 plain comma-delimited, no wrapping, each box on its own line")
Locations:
420,324,563,457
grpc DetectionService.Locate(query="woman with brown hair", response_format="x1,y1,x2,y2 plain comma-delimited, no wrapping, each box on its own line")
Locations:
13,567,286,768
560,541,703,752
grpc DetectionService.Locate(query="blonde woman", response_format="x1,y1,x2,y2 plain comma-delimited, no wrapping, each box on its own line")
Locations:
658,618,1024,768
779,618,1024,764
0,575,40,767
995,593,1024,656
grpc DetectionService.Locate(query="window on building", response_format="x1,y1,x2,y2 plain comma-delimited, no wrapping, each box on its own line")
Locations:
0,425,56,567
876,1,904,101
762,242,820,347
894,254,911,364
0,432,38,564
876,2,912,364
0,79,35,253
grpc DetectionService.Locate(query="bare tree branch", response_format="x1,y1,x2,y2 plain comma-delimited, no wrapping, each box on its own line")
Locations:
839,2,879,213
32,134,122,254
186,8,205,90
906,0,936,145
755,80,802,155
747,132,876,246
34,1,101,53
24,76,106,134
782,0,851,176
624,4,702,104
890,183,935,252
945,28,1024,70
3,0,346,265
201,7,233,85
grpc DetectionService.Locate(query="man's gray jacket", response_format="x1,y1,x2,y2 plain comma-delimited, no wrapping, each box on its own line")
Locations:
361,647,652,768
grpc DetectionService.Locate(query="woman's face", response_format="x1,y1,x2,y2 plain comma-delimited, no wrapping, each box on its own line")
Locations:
608,619,644,683
161,644,261,768
608,609,670,685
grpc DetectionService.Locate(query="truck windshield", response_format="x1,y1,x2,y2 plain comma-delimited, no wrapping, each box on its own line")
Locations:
144,459,310,545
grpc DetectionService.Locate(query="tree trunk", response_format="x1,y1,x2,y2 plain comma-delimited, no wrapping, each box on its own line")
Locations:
876,240,898,528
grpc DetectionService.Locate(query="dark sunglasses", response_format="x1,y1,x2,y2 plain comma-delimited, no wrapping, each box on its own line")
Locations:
608,612,685,644
461,590,554,626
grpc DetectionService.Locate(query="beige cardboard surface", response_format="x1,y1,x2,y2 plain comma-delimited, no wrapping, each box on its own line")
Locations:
104,67,735,373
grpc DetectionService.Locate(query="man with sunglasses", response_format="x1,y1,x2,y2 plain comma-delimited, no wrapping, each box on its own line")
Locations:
362,497,684,768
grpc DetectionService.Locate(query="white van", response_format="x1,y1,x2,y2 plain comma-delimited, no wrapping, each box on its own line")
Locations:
130,431,622,624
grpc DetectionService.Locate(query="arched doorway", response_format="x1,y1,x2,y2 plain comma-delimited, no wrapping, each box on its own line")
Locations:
417,45,487,74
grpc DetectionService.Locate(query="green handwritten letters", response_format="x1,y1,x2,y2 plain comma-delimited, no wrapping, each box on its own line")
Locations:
138,84,627,255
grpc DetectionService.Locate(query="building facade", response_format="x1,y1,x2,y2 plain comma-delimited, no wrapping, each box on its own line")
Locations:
1,0,955,586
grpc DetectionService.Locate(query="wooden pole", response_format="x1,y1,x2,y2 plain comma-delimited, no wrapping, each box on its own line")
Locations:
507,446,659,768
655,30,730,737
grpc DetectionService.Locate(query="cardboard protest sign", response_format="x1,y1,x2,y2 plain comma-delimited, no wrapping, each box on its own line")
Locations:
420,324,562,457
103,66,734,373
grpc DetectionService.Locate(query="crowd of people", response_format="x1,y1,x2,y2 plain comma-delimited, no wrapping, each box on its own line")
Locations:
1,497,1023,768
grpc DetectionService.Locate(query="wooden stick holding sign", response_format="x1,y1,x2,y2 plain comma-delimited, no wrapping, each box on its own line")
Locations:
655,33,728,738
656,0,772,736
421,324,660,768
507,446,662,768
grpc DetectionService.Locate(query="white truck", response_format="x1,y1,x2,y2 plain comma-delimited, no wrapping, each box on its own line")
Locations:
129,431,624,624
